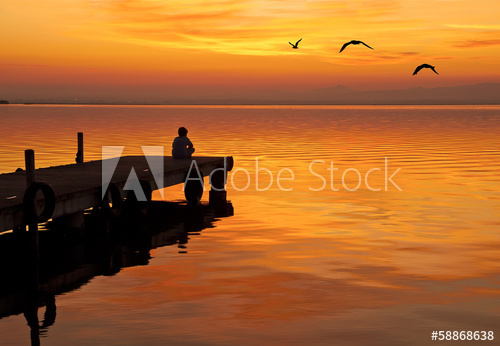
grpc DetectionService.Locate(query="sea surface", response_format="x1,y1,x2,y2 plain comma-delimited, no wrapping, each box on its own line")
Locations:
0,105,499,345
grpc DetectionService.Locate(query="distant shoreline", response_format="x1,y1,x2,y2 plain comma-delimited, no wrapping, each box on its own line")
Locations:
3,83,499,106
4,102,500,106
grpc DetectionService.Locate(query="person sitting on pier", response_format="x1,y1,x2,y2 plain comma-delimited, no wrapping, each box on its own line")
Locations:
172,127,195,159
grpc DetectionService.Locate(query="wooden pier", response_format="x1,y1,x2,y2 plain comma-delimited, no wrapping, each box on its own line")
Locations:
0,154,233,233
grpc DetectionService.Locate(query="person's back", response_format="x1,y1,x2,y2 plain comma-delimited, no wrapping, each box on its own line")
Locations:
172,127,195,159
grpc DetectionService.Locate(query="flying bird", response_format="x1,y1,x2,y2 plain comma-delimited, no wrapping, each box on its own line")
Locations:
339,40,373,53
289,38,302,49
413,64,439,75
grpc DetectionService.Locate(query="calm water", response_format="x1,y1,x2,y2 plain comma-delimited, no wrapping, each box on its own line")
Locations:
0,105,499,345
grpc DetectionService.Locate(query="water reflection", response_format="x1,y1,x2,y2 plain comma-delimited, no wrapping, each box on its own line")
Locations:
0,201,234,344
1,105,499,344
23,290,56,346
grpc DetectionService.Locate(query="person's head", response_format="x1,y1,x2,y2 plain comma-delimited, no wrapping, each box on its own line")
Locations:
178,127,188,137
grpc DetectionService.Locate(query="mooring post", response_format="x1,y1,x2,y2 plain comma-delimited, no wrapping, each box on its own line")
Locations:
25,149,36,186
76,132,84,163
13,149,36,233
24,149,39,275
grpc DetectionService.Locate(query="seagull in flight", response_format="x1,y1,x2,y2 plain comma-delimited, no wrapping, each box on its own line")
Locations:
339,40,373,53
413,64,439,75
289,38,302,49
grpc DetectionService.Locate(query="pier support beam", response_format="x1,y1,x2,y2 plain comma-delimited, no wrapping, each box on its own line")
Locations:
209,190,227,205
209,164,227,205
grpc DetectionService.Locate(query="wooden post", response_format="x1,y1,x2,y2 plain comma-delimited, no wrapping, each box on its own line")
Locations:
25,149,36,186
209,157,233,206
209,164,227,205
24,149,39,261
14,150,35,233
76,132,84,163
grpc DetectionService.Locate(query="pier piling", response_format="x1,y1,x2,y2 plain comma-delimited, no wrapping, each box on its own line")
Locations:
23,149,40,279
25,149,36,186
76,132,84,163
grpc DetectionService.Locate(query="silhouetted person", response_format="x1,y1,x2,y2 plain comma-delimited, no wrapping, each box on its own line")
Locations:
339,40,373,53
289,38,302,49
172,127,195,159
413,63,439,75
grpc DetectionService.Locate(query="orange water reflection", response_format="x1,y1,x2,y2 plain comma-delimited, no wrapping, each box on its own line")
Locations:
0,105,499,344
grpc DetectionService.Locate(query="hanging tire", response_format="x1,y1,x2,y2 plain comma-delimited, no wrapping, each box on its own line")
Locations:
100,182,123,217
184,169,204,204
23,182,56,223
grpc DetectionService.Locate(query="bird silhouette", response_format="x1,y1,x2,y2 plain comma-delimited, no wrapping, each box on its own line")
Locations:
339,40,373,53
289,38,302,49
413,64,439,75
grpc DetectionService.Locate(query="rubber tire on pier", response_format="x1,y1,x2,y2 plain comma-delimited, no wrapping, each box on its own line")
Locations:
23,182,56,223
184,170,204,205
126,180,152,214
100,182,123,217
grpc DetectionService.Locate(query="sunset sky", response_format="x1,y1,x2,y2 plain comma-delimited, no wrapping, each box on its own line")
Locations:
1,0,499,102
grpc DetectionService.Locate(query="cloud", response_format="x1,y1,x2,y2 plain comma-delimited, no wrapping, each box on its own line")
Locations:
320,51,449,66
446,24,500,30
452,39,500,48
445,25,500,49
72,0,407,58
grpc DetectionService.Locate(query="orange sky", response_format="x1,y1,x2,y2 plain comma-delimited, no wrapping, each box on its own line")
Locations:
1,0,499,102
